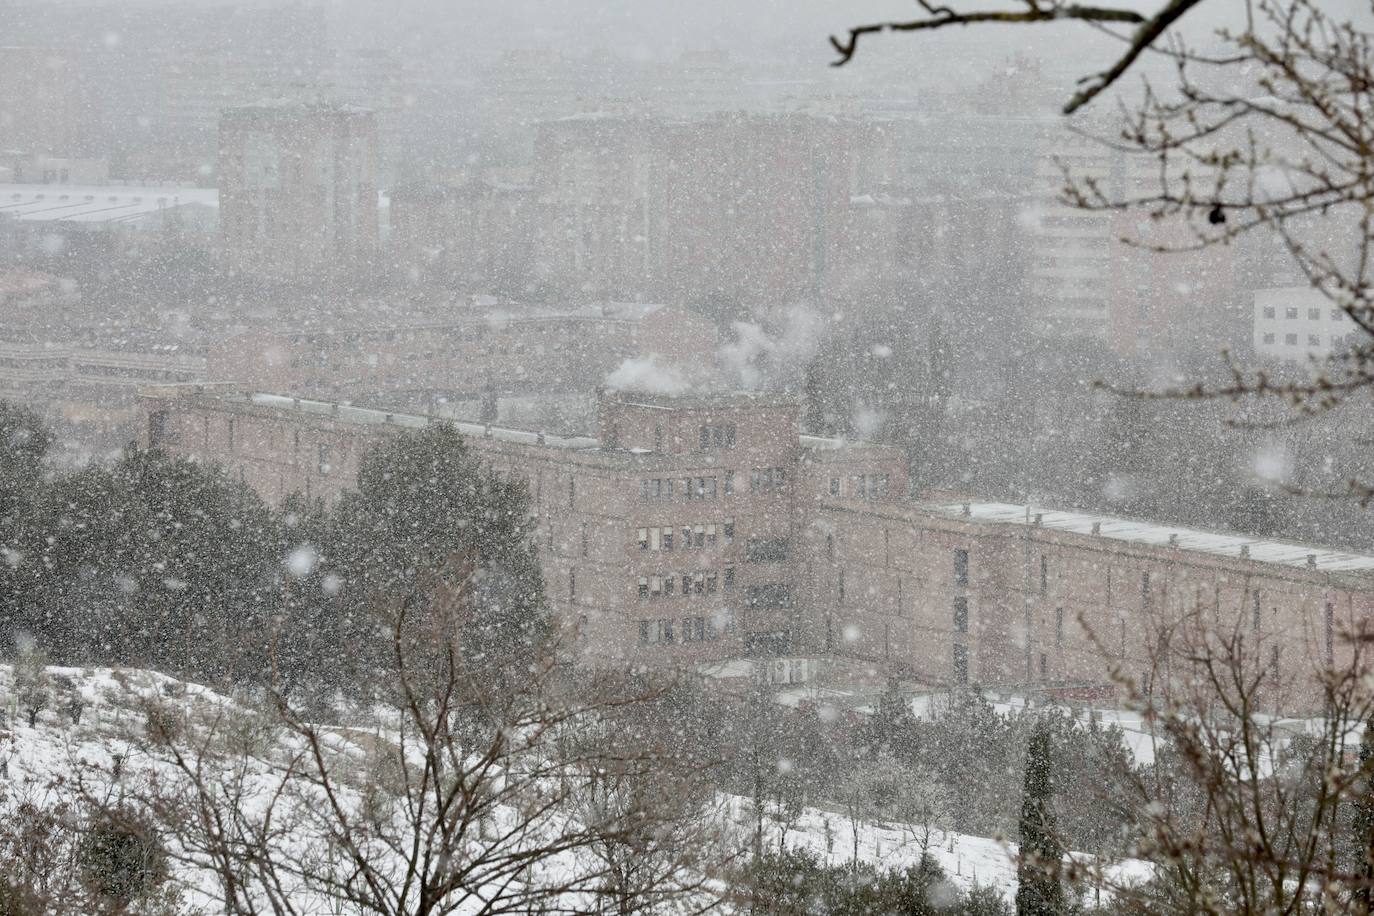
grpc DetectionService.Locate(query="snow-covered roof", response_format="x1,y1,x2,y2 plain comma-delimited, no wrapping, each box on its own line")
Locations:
0,184,217,224
931,501,1374,574
243,393,601,450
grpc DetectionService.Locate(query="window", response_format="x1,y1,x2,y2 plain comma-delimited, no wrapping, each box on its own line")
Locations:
638,528,648,550
723,519,735,544
227,419,236,451
1263,333,1275,345
1039,555,1048,595
705,573,717,594
1286,333,1299,345
1309,308,1322,320
638,619,675,645
317,444,331,475
826,533,834,559
724,472,735,495
1141,571,1151,606
746,584,793,609
706,524,717,547
638,577,649,599
699,424,737,449
1252,592,1261,632
750,467,786,494
1308,334,1321,346
1040,654,1048,679
1286,307,1299,319
1332,308,1345,321
1055,607,1064,648
953,644,969,685
838,572,845,605
568,477,575,508
581,524,588,557
662,527,674,550
684,476,717,500
569,568,577,599
650,576,663,598
641,478,673,500
746,538,790,563
694,526,705,548
664,576,675,597
1262,306,1276,319
682,616,707,642
148,410,170,447
1270,645,1281,682
830,477,840,496
654,425,663,451
953,596,969,633
724,566,735,589
954,549,969,586
692,573,705,595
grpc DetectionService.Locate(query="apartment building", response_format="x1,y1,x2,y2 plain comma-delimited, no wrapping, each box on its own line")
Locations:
137,386,908,667
217,101,379,282
812,500,1374,713
1253,286,1358,363
137,386,1374,711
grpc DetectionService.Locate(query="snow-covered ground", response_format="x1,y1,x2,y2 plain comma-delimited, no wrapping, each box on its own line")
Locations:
0,664,1151,910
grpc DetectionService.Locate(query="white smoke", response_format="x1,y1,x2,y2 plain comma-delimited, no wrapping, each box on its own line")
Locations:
717,304,825,390
605,353,690,396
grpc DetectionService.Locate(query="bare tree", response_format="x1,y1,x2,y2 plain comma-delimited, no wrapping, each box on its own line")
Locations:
1059,600,1374,913
76,560,728,915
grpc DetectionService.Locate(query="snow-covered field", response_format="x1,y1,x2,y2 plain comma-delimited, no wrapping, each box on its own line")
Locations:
0,665,1150,910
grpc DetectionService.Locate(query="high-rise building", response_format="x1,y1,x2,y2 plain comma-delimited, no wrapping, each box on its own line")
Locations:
0,46,83,155
218,101,379,282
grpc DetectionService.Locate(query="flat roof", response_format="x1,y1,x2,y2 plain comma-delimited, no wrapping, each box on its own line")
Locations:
930,501,1374,574
152,388,885,458
244,393,600,450
0,184,218,224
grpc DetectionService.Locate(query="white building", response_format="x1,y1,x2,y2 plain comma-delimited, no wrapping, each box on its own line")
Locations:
1253,287,1357,363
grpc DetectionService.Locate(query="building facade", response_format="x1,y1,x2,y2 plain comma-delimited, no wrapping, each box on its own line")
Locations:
217,101,379,282
137,386,1374,711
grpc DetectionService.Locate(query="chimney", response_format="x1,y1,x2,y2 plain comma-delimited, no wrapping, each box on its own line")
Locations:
1033,513,1043,527
1168,533,1179,547
1307,554,1318,569
961,502,971,517
1240,545,1250,559
1091,521,1101,535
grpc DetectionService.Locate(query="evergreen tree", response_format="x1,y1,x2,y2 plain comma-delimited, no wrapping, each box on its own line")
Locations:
1017,719,1064,916
0,401,54,628
1354,717,1374,913
15,447,280,680
326,423,549,687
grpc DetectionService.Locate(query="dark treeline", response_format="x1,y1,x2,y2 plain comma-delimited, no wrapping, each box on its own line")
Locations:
0,399,546,704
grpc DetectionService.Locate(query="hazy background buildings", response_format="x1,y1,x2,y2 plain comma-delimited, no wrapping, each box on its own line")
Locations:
2,0,1372,559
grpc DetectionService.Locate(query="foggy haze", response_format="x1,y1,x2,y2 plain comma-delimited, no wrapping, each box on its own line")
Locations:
6,0,1374,912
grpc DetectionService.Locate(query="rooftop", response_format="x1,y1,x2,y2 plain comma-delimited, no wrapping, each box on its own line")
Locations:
0,184,218,225
930,500,1374,574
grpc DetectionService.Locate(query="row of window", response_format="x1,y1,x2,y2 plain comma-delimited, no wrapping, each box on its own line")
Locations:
1261,306,1343,321
640,475,732,501
698,424,737,450
638,467,790,501
637,569,733,598
828,473,890,499
639,616,714,645
637,521,735,550
1261,332,1345,347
